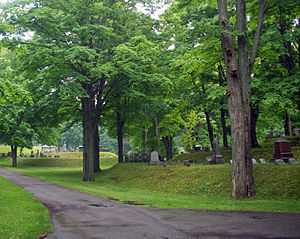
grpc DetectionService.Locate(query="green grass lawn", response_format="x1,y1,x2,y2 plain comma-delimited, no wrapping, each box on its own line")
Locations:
1,155,300,213
0,151,118,169
0,176,51,239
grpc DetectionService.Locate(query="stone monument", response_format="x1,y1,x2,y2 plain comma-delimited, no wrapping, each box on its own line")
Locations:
150,151,162,165
273,139,293,163
208,138,224,164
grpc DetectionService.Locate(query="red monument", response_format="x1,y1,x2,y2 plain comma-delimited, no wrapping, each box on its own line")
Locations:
273,139,293,162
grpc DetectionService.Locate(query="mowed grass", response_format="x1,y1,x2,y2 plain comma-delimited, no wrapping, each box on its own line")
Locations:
1,153,300,213
50,152,118,169
0,176,51,239
1,151,118,169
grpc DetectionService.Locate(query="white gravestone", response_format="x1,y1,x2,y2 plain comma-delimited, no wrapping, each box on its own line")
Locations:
259,158,266,164
150,151,161,165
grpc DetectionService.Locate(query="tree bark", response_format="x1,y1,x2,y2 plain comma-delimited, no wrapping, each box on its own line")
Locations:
236,0,255,198
117,111,125,163
204,111,215,150
200,84,215,150
162,136,173,161
220,108,229,148
94,125,100,173
250,104,260,147
218,0,255,199
284,111,292,136
11,145,17,168
218,64,229,149
82,97,95,181
250,0,267,70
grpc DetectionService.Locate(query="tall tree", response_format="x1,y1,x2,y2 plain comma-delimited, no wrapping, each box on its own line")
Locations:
217,0,267,198
2,0,155,180
0,49,34,167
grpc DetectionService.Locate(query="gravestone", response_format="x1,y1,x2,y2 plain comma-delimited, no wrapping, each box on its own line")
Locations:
288,158,298,165
259,158,266,164
127,151,135,162
294,128,300,136
252,158,257,164
209,138,224,164
193,145,202,152
273,139,293,162
183,160,192,167
150,151,162,165
126,151,150,163
275,159,285,165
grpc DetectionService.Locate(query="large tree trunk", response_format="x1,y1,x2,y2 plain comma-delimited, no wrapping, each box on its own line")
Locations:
250,104,260,147
117,111,125,163
11,145,17,168
218,0,255,199
236,0,255,198
94,125,100,173
82,97,96,181
162,136,173,161
204,111,215,150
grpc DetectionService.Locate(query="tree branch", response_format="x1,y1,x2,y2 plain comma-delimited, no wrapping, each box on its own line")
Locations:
250,0,267,70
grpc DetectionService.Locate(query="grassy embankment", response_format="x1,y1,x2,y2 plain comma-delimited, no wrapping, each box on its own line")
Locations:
1,146,300,213
174,137,300,163
0,176,51,239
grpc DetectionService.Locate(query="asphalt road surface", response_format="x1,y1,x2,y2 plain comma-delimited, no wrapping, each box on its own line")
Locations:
1,167,300,239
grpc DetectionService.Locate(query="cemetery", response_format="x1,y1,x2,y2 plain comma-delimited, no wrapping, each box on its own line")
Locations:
0,0,300,238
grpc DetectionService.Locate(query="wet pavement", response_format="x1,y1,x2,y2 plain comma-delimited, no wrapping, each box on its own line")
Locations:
1,167,300,239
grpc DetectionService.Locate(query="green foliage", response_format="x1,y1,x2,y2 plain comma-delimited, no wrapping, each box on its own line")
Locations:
0,50,34,149
0,0,299,196
181,111,200,150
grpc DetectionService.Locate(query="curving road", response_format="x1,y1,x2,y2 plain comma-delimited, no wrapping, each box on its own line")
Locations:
1,167,300,239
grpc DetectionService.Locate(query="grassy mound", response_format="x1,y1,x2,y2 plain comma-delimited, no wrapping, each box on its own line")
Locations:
101,164,300,200
1,151,118,170
174,137,300,163
1,156,300,212
0,177,51,239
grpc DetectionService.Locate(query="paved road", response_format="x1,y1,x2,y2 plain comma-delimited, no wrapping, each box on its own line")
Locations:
1,168,300,239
